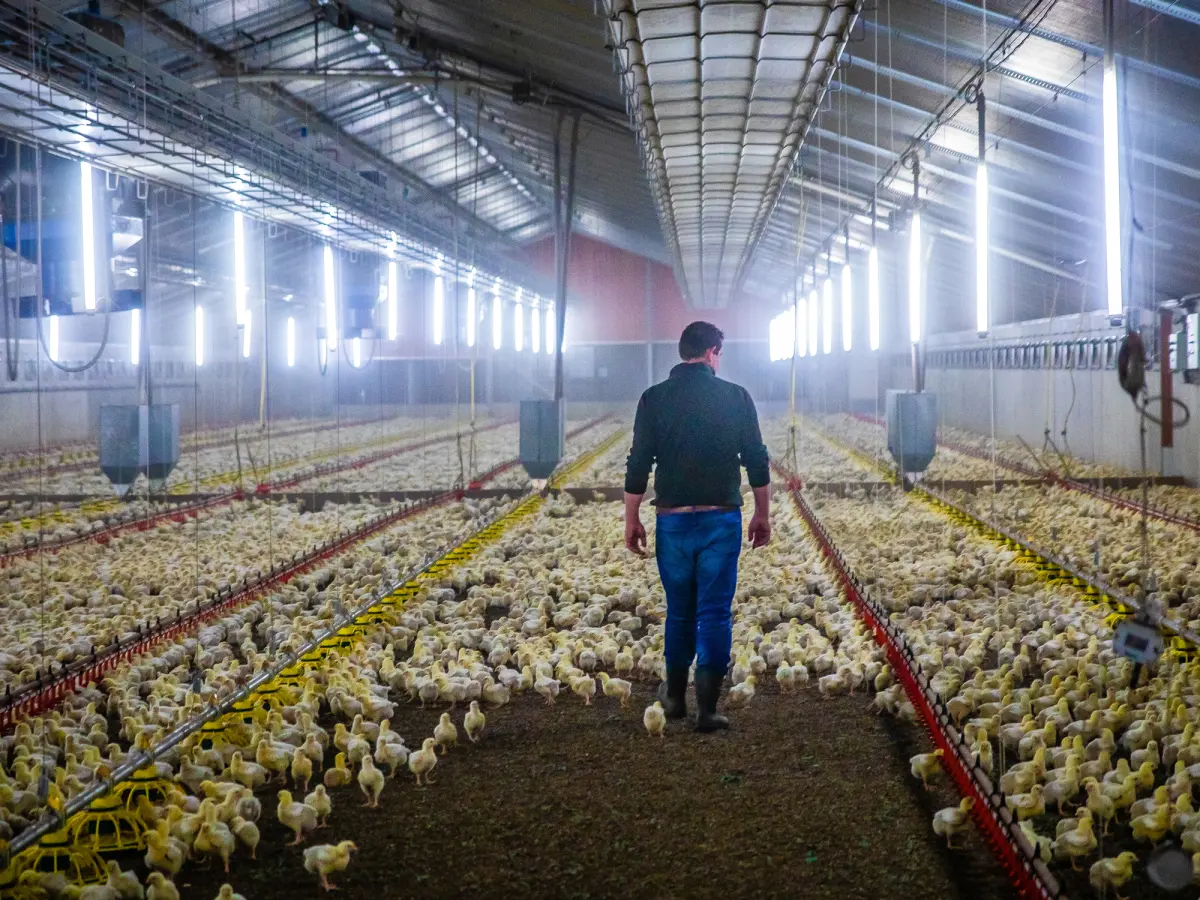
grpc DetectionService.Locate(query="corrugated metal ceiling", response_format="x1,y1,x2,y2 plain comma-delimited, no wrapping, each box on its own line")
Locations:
603,0,860,308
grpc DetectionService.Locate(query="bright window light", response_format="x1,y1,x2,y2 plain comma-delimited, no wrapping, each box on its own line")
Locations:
797,296,807,358
531,305,541,354
233,210,246,325
323,245,337,349
841,264,852,352
769,309,795,361
976,163,989,333
868,246,880,352
129,307,140,366
1103,62,1123,316
822,278,833,355
353,336,362,367
241,310,252,359
908,212,923,344
48,315,60,361
492,288,502,350
195,306,205,367
545,301,555,354
286,316,295,367
807,290,818,357
433,273,445,346
80,161,96,312
387,261,399,340
514,301,524,352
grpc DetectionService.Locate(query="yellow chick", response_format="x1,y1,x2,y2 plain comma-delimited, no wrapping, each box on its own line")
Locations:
1089,851,1138,899
1006,784,1045,822
144,822,187,877
910,749,944,790
725,676,757,710
290,748,313,793
227,752,267,791
103,860,143,899
643,700,666,739
194,819,236,873
408,737,438,786
1052,816,1096,869
276,789,318,845
433,713,458,755
570,675,597,705
357,756,385,808
255,739,290,784
975,736,994,776
303,840,357,892
932,796,975,849
464,701,486,743
1131,803,1172,844
305,785,333,828
230,816,259,860
597,672,632,707
533,676,560,706
322,753,352,790
215,887,247,900
145,873,180,900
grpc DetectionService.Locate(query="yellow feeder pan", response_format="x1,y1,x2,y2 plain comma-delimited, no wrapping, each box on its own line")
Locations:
253,684,282,712
67,793,147,854
227,699,262,728
117,765,173,814
197,720,228,753
20,826,106,885
277,665,304,685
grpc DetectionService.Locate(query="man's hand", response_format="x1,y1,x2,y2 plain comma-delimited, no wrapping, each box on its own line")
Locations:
625,516,648,556
624,491,648,556
748,509,771,548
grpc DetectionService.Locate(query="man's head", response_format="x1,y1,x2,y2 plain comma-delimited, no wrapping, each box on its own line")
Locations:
679,321,724,371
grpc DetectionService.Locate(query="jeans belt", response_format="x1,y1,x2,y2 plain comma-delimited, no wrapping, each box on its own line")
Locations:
657,505,734,515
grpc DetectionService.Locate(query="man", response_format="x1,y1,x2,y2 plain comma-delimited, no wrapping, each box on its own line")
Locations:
624,321,771,732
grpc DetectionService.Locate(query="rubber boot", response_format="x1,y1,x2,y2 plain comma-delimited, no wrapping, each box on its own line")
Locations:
656,666,689,719
694,666,730,733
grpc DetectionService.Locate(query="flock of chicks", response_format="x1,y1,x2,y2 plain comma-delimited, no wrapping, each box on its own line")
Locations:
951,483,1200,630
0,415,467,499
0,415,479,552
0,417,614,695
802,472,1200,897
0,491,521,897
10,405,1200,899
0,458,881,898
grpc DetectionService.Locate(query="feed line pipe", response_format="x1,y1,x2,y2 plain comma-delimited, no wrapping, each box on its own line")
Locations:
553,113,581,401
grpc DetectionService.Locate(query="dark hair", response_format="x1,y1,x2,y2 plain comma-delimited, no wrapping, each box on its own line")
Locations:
679,321,724,360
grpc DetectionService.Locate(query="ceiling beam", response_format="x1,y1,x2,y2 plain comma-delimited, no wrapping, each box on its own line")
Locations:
113,0,517,250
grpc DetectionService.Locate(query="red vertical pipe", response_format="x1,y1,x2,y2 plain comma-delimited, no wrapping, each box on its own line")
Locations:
1161,310,1173,447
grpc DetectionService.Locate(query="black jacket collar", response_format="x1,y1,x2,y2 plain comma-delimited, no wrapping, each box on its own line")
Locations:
670,362,715,379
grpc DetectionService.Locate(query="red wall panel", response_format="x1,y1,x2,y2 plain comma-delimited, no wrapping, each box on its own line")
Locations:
522,235,771,346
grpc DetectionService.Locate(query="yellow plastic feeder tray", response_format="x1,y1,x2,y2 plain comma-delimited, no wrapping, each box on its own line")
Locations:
196,719,229,752
117,765,173,814
253,684,282,712
19,826,106,885
227,699,260,728
67,793,147,853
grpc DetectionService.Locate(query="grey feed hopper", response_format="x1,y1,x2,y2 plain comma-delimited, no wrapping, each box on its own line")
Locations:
520,399,564,480
99,404,181,496
886,390,937,484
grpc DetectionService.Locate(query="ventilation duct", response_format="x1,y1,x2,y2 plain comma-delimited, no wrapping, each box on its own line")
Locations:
605,0,859,308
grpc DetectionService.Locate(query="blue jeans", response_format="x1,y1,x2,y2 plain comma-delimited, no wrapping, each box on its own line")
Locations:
654,509,742,672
